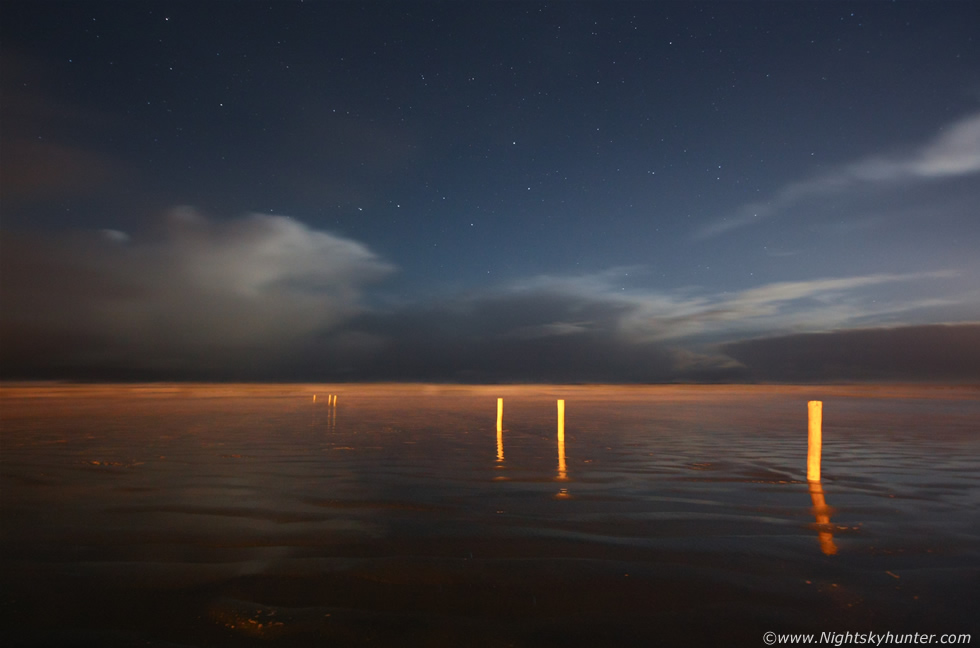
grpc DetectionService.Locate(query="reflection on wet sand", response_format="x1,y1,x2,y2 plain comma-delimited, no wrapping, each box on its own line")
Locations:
809,481,838,555
312,393,338,432
3,383,977,646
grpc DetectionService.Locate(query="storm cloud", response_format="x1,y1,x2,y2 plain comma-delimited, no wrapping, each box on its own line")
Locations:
0,209,393,379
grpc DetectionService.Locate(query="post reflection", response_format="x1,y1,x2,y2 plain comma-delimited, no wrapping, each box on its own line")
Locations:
312,393,337,432
808,481,838,555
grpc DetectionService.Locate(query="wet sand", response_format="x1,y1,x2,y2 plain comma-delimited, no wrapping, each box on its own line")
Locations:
1,384,978,646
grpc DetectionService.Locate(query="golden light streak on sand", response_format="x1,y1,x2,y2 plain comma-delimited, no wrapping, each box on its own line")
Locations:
808,481,839,555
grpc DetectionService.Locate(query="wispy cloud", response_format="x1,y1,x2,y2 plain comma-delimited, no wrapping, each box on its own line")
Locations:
633,272,961,341
501,269,960,343
696,111,980,238
337,268,966,382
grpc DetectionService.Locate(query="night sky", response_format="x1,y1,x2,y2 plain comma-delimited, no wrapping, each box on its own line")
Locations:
2,1,979,382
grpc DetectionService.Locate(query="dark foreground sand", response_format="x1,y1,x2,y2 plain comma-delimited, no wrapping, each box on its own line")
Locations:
1,384,977,646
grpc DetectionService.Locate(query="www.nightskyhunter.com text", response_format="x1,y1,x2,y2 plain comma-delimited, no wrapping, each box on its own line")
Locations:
763,631,971,646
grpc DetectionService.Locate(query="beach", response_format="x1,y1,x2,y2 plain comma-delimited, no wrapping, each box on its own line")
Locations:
1,383,977,646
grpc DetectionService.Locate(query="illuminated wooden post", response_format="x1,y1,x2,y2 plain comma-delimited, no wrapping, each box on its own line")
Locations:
557,399,567,480
313,394,317,402
328,394,337,431
496,398,504,462
807,400,822,482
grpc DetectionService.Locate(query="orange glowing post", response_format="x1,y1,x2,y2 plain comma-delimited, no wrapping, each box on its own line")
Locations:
557,399,567,480
327,394,337,431
496,398,504,462
807,400,822,482
808,481,838,555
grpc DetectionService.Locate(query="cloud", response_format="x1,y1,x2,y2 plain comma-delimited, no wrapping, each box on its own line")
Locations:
499,269,960,344
690,271,959,332
508,321,592,340
0,139,122,202
339,293,739,383
0,209,393,379
0,53,127,204
2,240,971,383
696,110,980,238
910,112,980,177
322,268,963,383
723,324,980,382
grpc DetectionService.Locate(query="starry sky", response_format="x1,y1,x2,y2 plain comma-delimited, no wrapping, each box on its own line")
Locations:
2,1,979,382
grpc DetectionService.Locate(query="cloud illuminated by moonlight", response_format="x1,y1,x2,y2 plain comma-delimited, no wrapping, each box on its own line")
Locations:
0,208,394,377
697,110,980,238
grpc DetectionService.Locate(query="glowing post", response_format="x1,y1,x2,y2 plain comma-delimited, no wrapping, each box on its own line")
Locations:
327,394,337,431
496,398,504,462
557,399,567,480
807,400,823,482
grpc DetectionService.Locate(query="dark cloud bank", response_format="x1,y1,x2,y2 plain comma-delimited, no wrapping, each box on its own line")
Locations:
2,211,978,384
722,325,980,383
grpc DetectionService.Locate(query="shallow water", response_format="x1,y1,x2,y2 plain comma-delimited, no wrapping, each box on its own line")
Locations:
1,384,978,646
